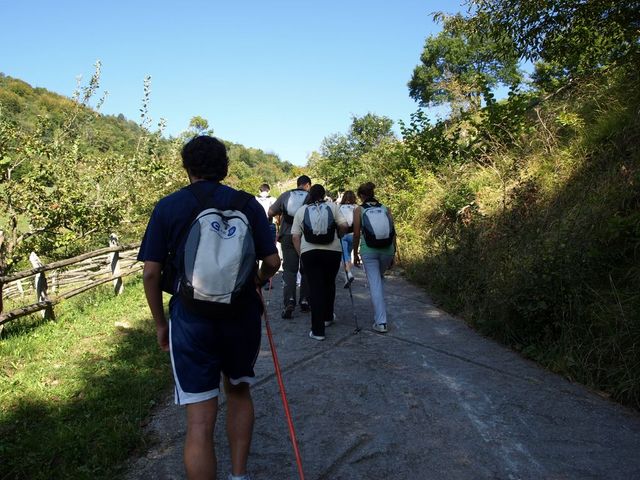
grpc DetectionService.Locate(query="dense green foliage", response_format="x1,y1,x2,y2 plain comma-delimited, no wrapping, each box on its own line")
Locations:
0,70,295,272
408,13,521,113
310,1,640,408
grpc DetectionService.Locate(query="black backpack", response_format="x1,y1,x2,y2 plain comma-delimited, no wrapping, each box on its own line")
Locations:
302,202,337,244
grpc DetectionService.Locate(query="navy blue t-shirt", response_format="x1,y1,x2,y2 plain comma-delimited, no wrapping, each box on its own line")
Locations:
137,180,277,274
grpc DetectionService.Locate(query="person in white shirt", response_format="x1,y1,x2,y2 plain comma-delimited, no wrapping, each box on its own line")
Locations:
255,183,276,244
291,184,349,340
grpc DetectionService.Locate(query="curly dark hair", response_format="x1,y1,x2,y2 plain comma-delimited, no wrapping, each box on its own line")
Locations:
181,136,228,181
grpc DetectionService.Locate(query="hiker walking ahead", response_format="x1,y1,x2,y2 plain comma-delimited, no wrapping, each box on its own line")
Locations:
255,182,277,244
353,182,397,334
269,175,312,319
138,136,280,480
291,184,349,340
339,190,357,288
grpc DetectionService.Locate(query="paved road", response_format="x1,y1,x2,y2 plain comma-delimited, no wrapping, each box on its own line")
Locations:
125,268,640,480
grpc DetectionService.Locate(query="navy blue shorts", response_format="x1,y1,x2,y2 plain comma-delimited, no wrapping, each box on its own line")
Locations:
168,295,262,405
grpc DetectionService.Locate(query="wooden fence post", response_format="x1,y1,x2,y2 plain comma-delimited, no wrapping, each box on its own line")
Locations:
29,252,55,321
109,234,124,295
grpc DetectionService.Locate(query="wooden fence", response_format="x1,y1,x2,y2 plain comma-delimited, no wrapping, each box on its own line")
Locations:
0,235,142,327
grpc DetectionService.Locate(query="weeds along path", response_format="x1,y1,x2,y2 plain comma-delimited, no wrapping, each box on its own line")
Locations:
125,268,640,480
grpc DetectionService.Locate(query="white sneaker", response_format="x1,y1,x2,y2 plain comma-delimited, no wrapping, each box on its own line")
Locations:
228,474,252,480
325,313,337,327
343,271,354,288
372,323,388,333
309,331,325,341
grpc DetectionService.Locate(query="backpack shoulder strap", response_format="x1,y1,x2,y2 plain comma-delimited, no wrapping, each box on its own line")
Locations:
230,190,254,212
362,201,381,209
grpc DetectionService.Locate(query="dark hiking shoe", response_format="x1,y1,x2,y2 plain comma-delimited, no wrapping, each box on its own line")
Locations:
281,299,295,319
299,299,311,312
343,271,354,289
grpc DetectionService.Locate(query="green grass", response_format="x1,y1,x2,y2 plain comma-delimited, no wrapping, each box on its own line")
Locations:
0,276,172,480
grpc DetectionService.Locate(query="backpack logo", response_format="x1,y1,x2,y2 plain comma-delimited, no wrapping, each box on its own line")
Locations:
211,220,237,239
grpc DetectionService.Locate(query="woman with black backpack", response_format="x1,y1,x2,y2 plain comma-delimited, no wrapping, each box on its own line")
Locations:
353,182,397,334
291,184,349,340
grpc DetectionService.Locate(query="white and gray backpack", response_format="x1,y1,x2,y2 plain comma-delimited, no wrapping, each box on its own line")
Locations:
361,201,395,248
176,184,256,311
303,202,336,244
339,204,356,232
283,189,309,223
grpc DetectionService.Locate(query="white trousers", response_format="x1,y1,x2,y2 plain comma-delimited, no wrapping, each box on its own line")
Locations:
361,252,394,326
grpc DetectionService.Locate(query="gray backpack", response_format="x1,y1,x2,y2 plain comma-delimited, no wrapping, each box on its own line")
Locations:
283,189,309,223
361,202,395,248
176,184,256,311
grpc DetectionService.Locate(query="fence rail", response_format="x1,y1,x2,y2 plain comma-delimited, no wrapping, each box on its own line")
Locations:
0,235,142,327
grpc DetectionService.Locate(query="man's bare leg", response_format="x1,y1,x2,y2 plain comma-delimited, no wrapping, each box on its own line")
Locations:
224,378,254,476
185,397,218,480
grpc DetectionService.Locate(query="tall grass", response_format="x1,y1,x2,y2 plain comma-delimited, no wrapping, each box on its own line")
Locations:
0,277,171,480
400,64,640,408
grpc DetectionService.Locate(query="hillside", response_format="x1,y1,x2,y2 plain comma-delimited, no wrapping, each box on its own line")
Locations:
0,73,296,183
0,72,298,271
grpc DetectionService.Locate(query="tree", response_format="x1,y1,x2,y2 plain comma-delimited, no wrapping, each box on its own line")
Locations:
350,113,395,156
188,115,213,136
408,13,521,114
311,113,396,192
469,0,640,77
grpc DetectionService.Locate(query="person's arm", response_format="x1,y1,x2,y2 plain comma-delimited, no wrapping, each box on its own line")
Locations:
142,261,169,352
352,206,362,266
292,233,302,256
256,253,280,286
268,194,283,218
291,207,304,255
267,198,276,223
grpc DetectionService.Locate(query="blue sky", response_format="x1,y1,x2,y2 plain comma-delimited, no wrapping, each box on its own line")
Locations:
1,0,467,165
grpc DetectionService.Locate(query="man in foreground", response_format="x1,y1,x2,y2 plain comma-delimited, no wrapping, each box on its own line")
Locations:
138,136,280,480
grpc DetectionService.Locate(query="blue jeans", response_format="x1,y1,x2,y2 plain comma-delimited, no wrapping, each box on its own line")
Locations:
361,252,394,326
340,233,354,263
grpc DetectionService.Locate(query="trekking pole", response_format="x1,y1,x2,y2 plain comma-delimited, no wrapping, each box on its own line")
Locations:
259,288,306,480
343,262,361,334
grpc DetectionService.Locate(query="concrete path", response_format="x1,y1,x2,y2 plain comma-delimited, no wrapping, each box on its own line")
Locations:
125,268,640,480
